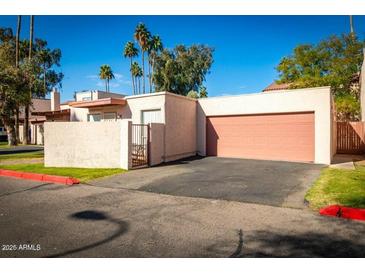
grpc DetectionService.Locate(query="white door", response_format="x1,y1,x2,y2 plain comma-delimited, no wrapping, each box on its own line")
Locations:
141,109,162,124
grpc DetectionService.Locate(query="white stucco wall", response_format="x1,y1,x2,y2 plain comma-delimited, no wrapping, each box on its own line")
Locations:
97,91,125,100
123,93,166,124
197,86,333,165
123,92,197,163
44,120,131,169
70,107,89,122
75,90,97,102
74,90,125,102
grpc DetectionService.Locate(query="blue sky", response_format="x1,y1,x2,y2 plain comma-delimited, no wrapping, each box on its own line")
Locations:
0,15,364,101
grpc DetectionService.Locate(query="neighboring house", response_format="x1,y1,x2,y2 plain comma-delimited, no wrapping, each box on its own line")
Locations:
18,97,52,145
30,89,127,143
75,90,125,102
262,82,290,92
44,86,335,170
0,98,51,144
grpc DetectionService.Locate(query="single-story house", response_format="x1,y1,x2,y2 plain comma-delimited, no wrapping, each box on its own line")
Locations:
44,86,335,169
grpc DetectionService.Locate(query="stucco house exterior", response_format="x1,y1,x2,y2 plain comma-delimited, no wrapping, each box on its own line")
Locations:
44,86,335,170
17,97,53,145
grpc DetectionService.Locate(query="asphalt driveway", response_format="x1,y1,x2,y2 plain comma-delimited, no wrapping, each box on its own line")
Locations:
91,157,325,208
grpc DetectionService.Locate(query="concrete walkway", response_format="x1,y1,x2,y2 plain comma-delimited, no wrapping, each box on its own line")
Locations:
330,154,365,170
0,176,364,257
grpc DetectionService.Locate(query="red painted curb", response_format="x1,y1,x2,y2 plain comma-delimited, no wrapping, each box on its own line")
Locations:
320,205,365,221
0,169,79,185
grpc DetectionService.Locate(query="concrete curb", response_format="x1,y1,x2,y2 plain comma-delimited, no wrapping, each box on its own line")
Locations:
0,169,80,185
320,205,365,221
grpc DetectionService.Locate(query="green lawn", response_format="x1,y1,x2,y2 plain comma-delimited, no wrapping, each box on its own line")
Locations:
305,165,365,209
0,151,44,160
0,163,126,182
0,141,9,147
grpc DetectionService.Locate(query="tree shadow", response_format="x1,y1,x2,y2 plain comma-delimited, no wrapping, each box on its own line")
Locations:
46,210,129,258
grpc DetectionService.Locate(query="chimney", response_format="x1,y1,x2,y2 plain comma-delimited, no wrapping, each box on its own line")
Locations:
51,87,60,111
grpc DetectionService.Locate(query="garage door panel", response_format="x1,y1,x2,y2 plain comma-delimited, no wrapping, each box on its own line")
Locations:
206,112,314,162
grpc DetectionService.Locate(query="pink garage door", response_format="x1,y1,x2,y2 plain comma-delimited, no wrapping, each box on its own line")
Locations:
206,112,315,162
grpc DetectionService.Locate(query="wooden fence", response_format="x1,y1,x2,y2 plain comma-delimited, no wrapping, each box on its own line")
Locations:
336,122,365,154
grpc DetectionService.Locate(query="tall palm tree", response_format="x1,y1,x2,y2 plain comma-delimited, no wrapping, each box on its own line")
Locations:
123,41,139,95
15,16,21,67
99,65,115,92
134,23,150,94
350,15,354,34
131,62,142,94
24,15,34,145
148,35,163,92
15,15,22,143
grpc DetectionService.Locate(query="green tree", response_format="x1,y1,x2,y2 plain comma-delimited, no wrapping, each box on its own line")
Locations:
0,32,28,145
99,64,114,92
276,34,364,120
0,23,63,145
153,44,214,96
134,23,150,94
131,62,142,94
35,39,62,94
336,94,360,121
123,41,139,95
186,90,199,99
148,35,163,93
199,85,208,98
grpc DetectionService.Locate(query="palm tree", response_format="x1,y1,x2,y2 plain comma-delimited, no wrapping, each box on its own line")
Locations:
350,15,354,34
123,41,139,95
15,16,21,67
148,35,163,92
131,62,142,94
15,15,21,143
134,23,150,94
99,65,115,92
24,15,34,145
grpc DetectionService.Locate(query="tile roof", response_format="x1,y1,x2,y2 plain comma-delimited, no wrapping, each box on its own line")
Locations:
263,82,291,92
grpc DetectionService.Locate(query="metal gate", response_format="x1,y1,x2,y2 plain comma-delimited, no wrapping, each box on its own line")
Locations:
131,124,149,168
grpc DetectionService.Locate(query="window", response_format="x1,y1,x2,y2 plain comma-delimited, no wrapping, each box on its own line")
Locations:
103,112,117,121
87,113,102,122
142,109,162,124
82,97,91,101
